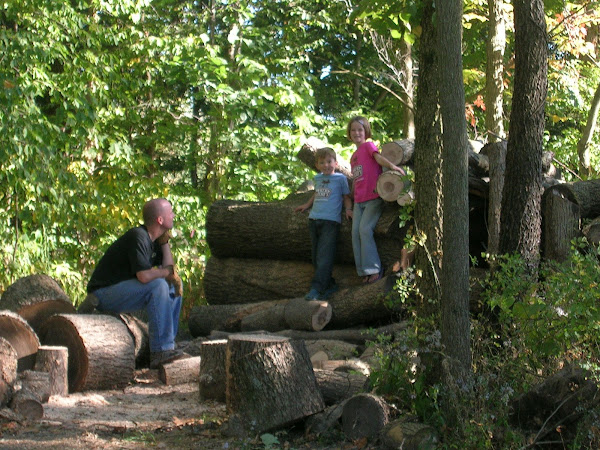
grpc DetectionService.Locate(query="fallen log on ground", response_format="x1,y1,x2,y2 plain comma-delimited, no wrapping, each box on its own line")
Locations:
118,313,150,369
205,194,408,267
204,257,361,305
39,314,135,392
0,310,40,371
543,179,600,220
225,334,325,437
159,356,200,385
241,298,332,332
313,369,369,406
0,274,75,334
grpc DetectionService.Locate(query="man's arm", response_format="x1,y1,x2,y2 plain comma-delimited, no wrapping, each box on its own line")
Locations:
135,242,175,284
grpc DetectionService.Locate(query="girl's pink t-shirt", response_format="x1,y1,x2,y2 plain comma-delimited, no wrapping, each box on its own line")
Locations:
350,141,382,203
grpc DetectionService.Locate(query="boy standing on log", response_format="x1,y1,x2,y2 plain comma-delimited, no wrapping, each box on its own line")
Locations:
78,198,186,369
295,148,353,300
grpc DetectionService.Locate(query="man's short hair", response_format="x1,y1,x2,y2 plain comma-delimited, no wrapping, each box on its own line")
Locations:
315,147,337,161
142,198,169,226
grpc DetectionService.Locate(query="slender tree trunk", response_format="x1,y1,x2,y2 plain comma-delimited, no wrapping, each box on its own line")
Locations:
400,39,415,139
413,0,443,312
577,81,600,178
499,0,548,269
485,0,506,142
437,0,472,382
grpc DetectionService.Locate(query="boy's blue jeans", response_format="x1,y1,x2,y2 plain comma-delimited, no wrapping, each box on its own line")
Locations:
92,278,182,353
352,198,383,277
309,219,340,293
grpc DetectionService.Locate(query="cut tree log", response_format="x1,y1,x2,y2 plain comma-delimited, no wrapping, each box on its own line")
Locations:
17,370,51,403
342,393,390,439
376,170,411,202
313,369,369,406
9,389,43,421
542,187,582,262
198,340,227,402
39,314,135,392
205,193,408,267
34,345,69,397
118,313,150,369
483,141,507,257
225,334,325,437
0,274,75,334
241,298,332,332
381,139,415,166
273,321,409,345
0,310,40,371
0,337,17,407
583,217,600,246
379,418,439,449
543,179,600,219
204,257,361,305
305,339,359,361
159,356,200,385
313,359,370,376
297,138,353,180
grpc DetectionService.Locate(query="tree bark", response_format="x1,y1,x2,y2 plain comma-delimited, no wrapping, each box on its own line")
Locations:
198,340,227,402
241,298,332,332
159,356,200,385
485,0,506,142
225,334,324,436
0,274,75,334
118,313,150,369
0,310,40,371
34,345,69,397
342,393,390,439
543,179,600,219
499,0,548,269
577,81,600,177
204,257,361,305
39,314,135,392
313,369,368,405
483,141,507,257
205,193,408,268
541,188,582,262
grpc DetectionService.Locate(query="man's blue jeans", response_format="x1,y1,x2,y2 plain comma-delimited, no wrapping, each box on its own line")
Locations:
352,198,383,277
309,219,340,293
93,278,182,353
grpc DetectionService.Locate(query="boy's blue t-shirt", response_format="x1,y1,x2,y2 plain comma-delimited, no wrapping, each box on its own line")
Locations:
308,172,350,223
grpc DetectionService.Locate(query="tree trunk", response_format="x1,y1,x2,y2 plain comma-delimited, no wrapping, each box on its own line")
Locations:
0,310,40,371
33,345,69,397
205,194,408,268
485,0,506,142
0,274,75,334
577,81,600,178
483,141,507,257
159,356,200,385
313,369,368,405
437,0,472,382
541,188,582,262
413,0,443,311
543,179,600,219
499,0,548,269
204,257,361,305
198,340,227,402
39,314,135,392
342,393,390,439
225,334,325,436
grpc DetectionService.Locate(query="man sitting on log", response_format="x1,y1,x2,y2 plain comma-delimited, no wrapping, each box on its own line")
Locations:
78,198,186,369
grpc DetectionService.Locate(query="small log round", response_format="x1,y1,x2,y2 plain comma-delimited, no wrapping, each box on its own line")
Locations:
284,298,332,332
342,393,390,439
377,171,410,202
0,274,75,334
159,356,200,386
198,340,227,402
313,369,369,405
380,419,439,449
18,370,51,403
0,336,18,386
9,389,44,421
39,314,135,392
381,139,415,165
225,334,325,436
0,310,40,371
34,346,69,397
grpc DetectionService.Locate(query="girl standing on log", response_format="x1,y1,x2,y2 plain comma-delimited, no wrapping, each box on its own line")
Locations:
348,116,405,283
295,148,353,300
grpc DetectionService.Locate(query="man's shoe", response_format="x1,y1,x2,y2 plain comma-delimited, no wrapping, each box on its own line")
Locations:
304,288,320,301
77,293,99,314
319,284,339,300
150,349,188,369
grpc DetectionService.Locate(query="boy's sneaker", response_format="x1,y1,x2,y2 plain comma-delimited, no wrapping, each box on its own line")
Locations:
304,288,321,300
319,284,339,300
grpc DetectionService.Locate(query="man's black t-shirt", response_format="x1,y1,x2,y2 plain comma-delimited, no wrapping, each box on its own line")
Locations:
87,226,163,293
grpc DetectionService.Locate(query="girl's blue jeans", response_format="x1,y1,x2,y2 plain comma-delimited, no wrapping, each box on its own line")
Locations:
352,198,383,277
92,278,182,353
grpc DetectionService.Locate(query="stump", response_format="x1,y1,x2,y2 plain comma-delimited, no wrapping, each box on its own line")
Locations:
159,356,200,385
225,334,325,436
381,139,415,165
198,340,227,402
342,393,390,439
34,345,69,397
39,314,135,392
0,274,75,334
376,170,411,202
0,310,40,371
